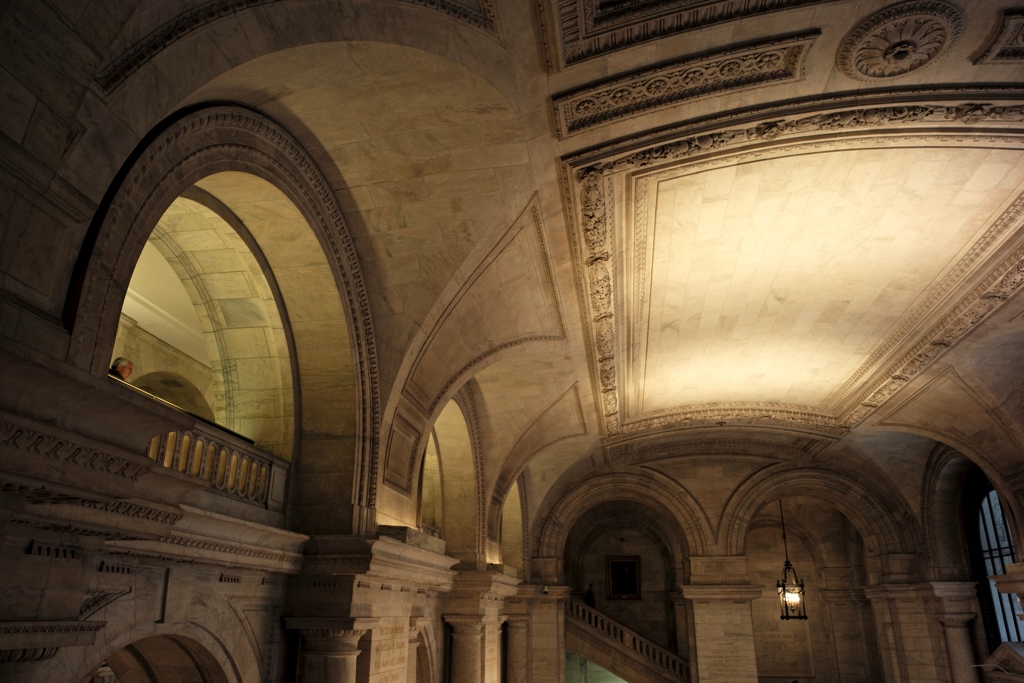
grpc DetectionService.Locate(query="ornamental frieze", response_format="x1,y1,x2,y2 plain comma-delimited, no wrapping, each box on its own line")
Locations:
553,33,817,137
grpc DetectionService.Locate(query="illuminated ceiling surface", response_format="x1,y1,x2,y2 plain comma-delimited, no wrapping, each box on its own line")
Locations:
634,146,1024,417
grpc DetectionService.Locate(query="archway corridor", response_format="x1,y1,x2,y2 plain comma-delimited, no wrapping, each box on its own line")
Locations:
3,1,1024,682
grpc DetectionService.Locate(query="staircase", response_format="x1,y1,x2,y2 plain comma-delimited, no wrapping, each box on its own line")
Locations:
565,598,690,682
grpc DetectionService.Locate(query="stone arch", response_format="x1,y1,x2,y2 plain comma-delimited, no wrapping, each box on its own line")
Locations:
432,396,482,566
97,634,231,683
44,614,255,683
535,470,709,565
920,443,974,581
65,103,379,526
722,466,920,559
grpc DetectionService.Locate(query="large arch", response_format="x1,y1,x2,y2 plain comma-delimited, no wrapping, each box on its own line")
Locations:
66,104,379,533
535,470,708,566
722,465,921,560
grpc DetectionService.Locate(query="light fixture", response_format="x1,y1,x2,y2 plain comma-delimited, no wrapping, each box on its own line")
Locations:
777,500,807,620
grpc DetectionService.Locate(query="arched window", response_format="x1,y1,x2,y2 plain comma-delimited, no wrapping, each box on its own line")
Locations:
964,468,1023,652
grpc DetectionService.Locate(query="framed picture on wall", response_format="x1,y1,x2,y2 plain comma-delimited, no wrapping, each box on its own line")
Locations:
606,556,641,599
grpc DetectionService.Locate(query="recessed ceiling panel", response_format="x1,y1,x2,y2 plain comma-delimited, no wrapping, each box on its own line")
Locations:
638,147,1024,414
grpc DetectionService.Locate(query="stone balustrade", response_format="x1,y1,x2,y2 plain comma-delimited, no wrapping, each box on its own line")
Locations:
147,422,287,511
565,597,689,680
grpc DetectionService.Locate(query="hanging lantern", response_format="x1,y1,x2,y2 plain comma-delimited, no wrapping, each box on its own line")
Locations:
777,501,807,620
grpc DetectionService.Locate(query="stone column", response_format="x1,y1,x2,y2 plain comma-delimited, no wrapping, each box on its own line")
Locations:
446,617,483,683
932,582,981,683
681,584,763,683
285,617,374,683
506,616,529,683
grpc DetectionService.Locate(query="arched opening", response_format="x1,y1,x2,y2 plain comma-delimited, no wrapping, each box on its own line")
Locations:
433,398,479,567
564,501,682,652
963,466,1024,653
746,497,879,683
499,478,524,575
419,428,443,537
113,187,300,458
80,635,230,683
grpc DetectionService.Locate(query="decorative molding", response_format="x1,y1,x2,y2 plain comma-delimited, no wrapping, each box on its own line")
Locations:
841,223,1024,426
0,621,105,635
621,402,845,436
95,0,282,92
396,0,498,34
79,499,185,525
594,103,1024,175
553,32,818,137
552,0,831,66
79,588,131,619
606,437,806,462
974,9,1024,64
0,648,59,663
0,419,151,480
836,1,964,80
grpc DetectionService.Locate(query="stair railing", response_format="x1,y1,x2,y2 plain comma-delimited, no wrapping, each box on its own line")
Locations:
565,597,689,680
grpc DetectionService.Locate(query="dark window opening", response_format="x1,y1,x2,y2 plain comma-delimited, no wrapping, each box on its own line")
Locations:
963,468,1022,653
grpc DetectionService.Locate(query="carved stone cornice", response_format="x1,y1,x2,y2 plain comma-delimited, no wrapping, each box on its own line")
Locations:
553,32,818,137
619,402,845,437
974,9,1024,64
0,415,151,481
837,1,964,80
550,0,831,66
0,620,105,653
106,533,303,573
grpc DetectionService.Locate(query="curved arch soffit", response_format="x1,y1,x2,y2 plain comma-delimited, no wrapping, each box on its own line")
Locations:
920,443,973,578
536,471,708,560
722,465,920,557
68,103,380,505
865,421,1024,534
70,619,252,683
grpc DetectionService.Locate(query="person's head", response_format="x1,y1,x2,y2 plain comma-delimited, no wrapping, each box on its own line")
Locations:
110,357,134,380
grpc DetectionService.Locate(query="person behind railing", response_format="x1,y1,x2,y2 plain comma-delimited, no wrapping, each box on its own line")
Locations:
109,357,134,381
585,583,596,608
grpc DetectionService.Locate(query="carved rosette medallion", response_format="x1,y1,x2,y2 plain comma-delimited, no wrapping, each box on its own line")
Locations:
837,1,964,79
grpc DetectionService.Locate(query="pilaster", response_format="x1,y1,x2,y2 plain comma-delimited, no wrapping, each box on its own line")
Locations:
864,583,949,683
681,583,763,683
932,582,981,683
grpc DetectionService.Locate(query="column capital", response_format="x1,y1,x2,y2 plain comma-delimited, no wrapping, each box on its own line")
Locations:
939,613,975,629
285,616,378,651
932,581,979,616
444,615,484,633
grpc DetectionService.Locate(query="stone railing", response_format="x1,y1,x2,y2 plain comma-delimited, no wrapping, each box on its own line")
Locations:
565,598,689,680
147,422,287,511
